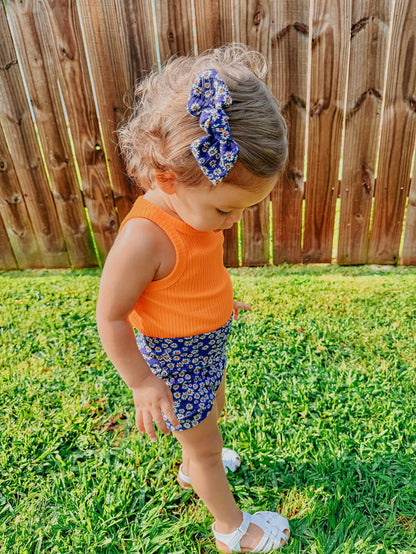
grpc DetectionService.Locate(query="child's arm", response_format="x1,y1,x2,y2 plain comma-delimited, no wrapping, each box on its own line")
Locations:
96,219,180,440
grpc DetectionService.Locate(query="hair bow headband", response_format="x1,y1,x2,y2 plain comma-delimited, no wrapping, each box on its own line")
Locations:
187,69,239,186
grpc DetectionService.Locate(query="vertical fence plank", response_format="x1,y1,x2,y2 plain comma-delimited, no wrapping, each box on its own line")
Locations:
47,0,118,260
77,1,142,230
303,0,350,263
117,0,158,82
233,0,270,53
0,121,19,270
0,3,69,268
44,0,116,264
194,0,237,265
0,121,42,268
0,213,17,270
194,0,233,52
222,226,239,267
153,0,195,61
7,0,99,268
234,0,271,266
113,0,159,200
368,0,416,264
270,0,309,264
242,199,270,266
337,0,391,265
401,144,416,265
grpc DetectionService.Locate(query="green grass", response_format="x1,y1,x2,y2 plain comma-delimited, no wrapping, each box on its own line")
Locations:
1,265,415,553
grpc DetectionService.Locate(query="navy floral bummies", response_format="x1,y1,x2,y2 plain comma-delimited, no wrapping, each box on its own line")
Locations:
136,316,233,430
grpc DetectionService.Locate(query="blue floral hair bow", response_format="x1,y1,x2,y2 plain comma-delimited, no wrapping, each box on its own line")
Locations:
187,69,239,186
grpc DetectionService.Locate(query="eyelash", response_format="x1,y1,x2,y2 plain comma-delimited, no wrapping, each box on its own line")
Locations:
217,209,231,216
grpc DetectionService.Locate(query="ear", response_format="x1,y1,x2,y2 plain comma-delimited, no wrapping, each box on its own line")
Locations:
155,169,177,195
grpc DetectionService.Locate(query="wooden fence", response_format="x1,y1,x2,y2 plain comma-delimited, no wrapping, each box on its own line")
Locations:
0,0,415,269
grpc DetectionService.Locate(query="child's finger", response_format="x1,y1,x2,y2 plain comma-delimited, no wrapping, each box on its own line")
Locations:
135,409,145,434
152,409,171,436
234,301,252,311
143,411,157,442
162,400,180,430
233,301,253,319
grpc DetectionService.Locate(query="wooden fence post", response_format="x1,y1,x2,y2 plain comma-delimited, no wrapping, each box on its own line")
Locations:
0,3,69,268
0,212,17,270
368,0,416,264
77,1,150,230
233,0,272,266
337,0,391,265
153,0,195,60
401,149,416,265
303,0,351,263
194,0,238,266
6,0,101,268
270,0,309,264
0,118,40,269
194,0,233,53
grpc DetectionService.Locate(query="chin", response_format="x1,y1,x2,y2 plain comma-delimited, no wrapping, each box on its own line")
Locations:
190,222,215,232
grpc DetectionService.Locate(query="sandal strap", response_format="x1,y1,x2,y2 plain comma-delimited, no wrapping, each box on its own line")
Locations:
178,464,191,485
212,511,251,552
251,512,289,552
252,530,287,553
222,447,241,474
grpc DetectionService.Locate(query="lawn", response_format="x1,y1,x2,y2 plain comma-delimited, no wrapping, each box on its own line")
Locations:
0,265,415,553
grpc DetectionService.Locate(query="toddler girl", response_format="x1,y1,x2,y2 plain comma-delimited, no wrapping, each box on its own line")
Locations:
96,44,290,553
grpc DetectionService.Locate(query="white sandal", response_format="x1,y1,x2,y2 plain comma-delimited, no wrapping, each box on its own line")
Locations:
222,447,242,473
213,510,290,553
178,447,241,489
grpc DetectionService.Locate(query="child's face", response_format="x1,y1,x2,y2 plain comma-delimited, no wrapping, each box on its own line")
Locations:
169,164,278,232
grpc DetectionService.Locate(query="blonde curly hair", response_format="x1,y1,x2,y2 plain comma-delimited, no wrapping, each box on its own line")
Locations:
118,44,288,190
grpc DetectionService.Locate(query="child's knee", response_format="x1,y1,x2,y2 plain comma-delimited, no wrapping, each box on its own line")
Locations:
177,417,223,459
203,431,223,457
185,430,223,460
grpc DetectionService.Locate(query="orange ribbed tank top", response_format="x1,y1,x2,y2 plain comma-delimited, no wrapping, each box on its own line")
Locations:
119,197,234,338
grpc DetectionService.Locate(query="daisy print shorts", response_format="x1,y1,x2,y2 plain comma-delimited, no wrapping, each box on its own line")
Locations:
136,316,232,431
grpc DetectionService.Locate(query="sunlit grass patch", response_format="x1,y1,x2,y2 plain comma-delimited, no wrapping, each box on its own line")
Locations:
0,266,415,553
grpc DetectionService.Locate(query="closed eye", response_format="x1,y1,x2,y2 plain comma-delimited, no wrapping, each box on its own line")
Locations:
217,209,231,216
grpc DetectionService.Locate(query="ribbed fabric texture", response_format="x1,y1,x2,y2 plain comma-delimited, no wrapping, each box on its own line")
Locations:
119,196,234,338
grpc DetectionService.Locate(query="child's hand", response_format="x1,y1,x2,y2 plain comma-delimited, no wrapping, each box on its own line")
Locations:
233,300,252,320
132,373,180,441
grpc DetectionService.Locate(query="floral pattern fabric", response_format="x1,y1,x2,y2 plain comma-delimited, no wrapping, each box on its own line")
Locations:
136,316,233,431
187,69,239,186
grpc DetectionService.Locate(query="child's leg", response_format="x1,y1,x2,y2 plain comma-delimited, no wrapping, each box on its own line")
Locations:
179,373,226,484
179,372,241,488
174,403,241,527
172,404,289,551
